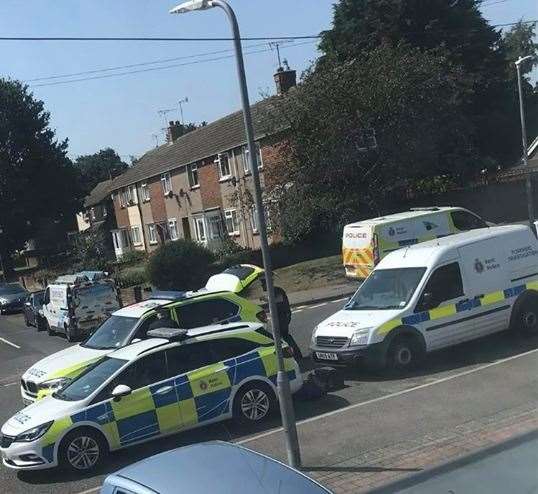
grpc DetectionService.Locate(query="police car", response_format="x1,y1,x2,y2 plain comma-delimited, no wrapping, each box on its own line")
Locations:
312,225,538,369
20,291,265,404
2,322,302,472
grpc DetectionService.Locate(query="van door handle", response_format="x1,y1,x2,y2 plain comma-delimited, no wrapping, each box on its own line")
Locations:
155,385,173,395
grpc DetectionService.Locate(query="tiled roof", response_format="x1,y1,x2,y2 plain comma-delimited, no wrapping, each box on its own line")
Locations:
110,97,281,191
496,157,538,179
84,179,114,208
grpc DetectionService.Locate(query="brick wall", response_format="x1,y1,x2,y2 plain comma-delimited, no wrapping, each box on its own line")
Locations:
199,157,223,210
149,177,167,223
112,193,130,228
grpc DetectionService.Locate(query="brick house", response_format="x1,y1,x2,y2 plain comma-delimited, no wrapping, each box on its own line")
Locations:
108,67,295,259
76,179,115,233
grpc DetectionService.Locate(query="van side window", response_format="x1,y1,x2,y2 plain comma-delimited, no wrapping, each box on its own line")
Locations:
451,211,487,231
417,263,463,311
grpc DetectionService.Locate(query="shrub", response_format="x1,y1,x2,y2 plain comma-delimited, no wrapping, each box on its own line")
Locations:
117,266,148,288
146,240,215,290
116,250,147,266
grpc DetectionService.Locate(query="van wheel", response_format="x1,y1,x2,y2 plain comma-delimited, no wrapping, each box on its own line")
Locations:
233,381,276,425
65,324,74,342
45,320,54,336
511,294,538,336
387,335,423,371
59,428,108,472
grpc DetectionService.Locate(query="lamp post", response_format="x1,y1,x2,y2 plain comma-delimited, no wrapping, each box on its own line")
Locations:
515,55,534,231
169,0,301,468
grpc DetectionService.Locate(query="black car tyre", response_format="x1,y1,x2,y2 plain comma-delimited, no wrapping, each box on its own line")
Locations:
24,315,31,327
45,320,55,336
59,428,108,472
511,293,538,336
233,381,276,425
387,335,424,372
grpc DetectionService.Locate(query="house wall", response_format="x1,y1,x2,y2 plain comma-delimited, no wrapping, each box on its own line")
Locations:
126,205,145,251
112,193,130,229
199,157,223,211
170,167,203,239
76,212,91,233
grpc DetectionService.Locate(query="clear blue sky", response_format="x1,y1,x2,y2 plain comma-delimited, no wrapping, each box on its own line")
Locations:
0,0,536,161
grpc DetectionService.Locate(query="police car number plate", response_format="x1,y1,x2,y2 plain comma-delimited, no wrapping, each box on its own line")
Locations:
316,352,338,361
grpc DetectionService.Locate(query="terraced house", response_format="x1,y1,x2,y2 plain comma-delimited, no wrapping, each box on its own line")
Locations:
108,66,296,259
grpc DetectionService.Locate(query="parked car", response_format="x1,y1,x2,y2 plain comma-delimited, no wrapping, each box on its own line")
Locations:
101,441,331,493
342,206,489,279
23,291,45,329
20,290,265,404
1,323,302,472
313,224,538,370
0,283,29,314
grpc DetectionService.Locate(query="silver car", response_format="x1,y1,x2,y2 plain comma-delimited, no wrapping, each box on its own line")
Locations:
0,283,28,314
101,441,332,494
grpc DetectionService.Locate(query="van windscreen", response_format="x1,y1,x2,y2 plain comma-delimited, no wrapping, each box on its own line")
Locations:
346,268,426,310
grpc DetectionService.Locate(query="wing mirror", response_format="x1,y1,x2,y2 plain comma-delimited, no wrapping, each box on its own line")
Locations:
420,292,437,310
25,301,31,307
111,384,132,401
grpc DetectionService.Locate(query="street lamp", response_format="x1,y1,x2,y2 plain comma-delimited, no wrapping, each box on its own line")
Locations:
515,55,534,231
170,0,302,468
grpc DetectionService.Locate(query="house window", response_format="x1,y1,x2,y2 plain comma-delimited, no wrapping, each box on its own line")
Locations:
129,185,138,204
161,173,172,195
121,229,131,246
188,163,199,188
102,206,108,218
148,224,158,244
112,232,120,250
90,208,96,221
224,209,240,235
119,189,126,208
243,143,263,173
141,183,150,202
194,217,206,242
208,216,224,240
131,226,142,246
168,218,179,241
215,153,232,180
250,206,259,233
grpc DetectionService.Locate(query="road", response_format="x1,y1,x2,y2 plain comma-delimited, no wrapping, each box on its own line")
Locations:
1,300,538,493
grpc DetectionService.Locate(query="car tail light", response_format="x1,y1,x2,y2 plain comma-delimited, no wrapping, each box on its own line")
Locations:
282,345,294,358
256,310,267,323
373,233,380,265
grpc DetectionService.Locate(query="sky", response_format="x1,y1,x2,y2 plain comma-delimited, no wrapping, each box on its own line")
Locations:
0,0,536,161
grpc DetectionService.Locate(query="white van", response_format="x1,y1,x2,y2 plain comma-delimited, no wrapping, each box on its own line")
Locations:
42,275,120,341
342,207,488,279
313,225,538,370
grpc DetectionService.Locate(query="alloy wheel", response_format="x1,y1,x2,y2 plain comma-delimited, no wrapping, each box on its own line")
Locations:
66,435,100,470
240,389,270,421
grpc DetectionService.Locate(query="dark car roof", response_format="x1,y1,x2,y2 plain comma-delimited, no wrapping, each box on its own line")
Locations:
107,442,331,494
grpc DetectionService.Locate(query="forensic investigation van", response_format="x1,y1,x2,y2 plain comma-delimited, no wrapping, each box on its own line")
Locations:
314,225,538,369
342,206,488,279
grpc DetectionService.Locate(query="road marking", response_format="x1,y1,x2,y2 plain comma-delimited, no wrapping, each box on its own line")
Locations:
0,336,20,349
76,488,100,494
292,309,303,313
238,346,538,445
3,382,17,387
308,303,327,309
332,297,349,303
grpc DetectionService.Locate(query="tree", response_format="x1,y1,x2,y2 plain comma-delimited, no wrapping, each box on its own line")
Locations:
74,148,129,195
0,79,83,278
500,20,538,75
264,44,477,243
318,0,522,164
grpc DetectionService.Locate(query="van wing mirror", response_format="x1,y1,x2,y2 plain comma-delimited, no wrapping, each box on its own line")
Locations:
420,292,437,311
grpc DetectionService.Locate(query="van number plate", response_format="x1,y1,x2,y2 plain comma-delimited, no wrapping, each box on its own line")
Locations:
316,352,338,361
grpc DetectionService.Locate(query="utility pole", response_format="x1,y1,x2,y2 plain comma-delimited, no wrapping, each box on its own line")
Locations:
515,55,535,232
178,97,189,124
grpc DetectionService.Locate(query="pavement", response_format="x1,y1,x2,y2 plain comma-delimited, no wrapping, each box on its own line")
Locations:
0,296,537,493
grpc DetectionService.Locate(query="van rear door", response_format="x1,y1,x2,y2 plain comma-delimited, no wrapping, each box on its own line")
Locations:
342,224,373,278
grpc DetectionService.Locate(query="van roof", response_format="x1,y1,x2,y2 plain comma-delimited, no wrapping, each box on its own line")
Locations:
345,206,461,228
379,224,530,269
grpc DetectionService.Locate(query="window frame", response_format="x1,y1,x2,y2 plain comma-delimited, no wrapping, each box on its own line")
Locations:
141,183,151,202
147,224,158,245
168,218,179,241
415,262,464,312
130,226,142,246
215,152,232,180
451,210,487,231
188,163,199,188
176,298,240,329
161,172,172,195
224,209,240,236
194,217,206,242
243,143,263,174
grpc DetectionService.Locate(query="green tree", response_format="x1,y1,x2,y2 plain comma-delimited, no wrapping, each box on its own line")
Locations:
318,0,521,164
75,148,129,195
500,20,538,75
0,79,83,278
265,44,477,243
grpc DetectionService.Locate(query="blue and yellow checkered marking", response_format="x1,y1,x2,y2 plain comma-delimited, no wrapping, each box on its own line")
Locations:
379,280,536,335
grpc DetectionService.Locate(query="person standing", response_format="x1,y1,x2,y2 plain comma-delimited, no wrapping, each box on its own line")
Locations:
274,286,302,359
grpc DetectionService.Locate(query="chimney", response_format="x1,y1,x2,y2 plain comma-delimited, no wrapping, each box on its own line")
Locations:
166,121,184,143
274,60,296,95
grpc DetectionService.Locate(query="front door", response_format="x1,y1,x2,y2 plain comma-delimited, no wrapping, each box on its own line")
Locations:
182,217,191,240
109,351,180,445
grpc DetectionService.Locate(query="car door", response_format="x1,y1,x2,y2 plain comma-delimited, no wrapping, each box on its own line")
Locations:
166,342,232,428
414,262,470,350
108,351,179,446
174,299,240,329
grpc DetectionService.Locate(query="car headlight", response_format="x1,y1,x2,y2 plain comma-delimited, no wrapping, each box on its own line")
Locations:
15,421,53,442
349,328,373,347
311,327,318,346
39,378,71,391
0,298,7,304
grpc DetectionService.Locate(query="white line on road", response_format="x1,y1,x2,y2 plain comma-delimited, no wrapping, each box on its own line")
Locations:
238,345,538,445
307,303,327,309
331,297,349,303
292,309,303,313
0,336,20,349
3,382,17,387
76,487,99,494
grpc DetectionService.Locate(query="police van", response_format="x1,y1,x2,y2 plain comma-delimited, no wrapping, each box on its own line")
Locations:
1,323,302,472
342,207,488,279
42,274,120,342
313,225,538,369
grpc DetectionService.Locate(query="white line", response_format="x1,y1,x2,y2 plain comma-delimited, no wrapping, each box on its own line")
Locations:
3,382,17,387
238,346,538,445
307,303,327,309
76,487,100,494
292,309,303,313
331,297,349,303
0,336,20,349
294,305,309,310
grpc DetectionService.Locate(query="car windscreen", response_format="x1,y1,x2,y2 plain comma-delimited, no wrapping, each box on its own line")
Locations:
54,357,127,402
33,292,44,305
346,267,426,310
81,315,139,350
0,283,26,295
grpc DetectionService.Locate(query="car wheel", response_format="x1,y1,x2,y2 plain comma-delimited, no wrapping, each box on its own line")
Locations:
46,320,54,336
24,315,31,327
511,294,538,336
59,428,108,472
233,381,276,425
387,335,423,372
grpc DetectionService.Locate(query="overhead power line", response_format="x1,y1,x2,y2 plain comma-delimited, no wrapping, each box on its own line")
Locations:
0,35,321,42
